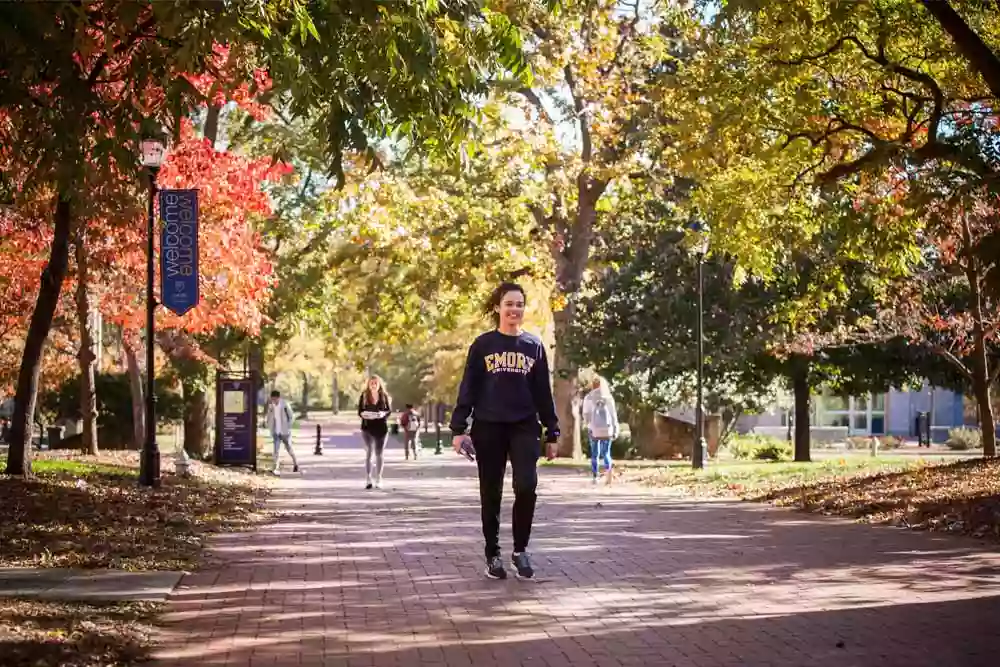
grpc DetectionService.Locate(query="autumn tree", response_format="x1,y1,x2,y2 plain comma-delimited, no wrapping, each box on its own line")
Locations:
569,188,922,461
0,1,304,475
662,0,1000,456
665,1,1000,269
1,0,540,475
429,0,690,456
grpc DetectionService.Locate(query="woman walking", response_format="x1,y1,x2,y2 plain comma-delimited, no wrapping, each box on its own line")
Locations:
450,282,559,580
358,375,392,490
582,376,619,485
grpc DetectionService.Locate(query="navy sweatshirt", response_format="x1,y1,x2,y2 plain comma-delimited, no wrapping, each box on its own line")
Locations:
449,330,560,442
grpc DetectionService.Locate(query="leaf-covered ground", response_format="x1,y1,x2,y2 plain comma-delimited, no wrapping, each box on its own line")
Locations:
753,458,1000,540
0,451,273,570
625,456,1000,541
0,598,160,667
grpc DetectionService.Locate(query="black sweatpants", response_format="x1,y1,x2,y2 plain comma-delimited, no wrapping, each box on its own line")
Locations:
470,418,541,560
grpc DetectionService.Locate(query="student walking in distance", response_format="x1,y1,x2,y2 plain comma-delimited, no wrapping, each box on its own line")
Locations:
401,403,422,461
582,376,620,485
265,390,299,476
358,376,392,489
450,281,559,580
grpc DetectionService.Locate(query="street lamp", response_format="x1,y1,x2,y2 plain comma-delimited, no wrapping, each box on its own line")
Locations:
689,220,710,470
139,137,166,488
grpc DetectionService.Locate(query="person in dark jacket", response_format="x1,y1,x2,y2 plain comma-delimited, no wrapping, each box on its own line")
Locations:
450,281,559,580
358,375,392,490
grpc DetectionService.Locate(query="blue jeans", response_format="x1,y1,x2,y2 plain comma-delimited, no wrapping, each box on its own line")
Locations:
272,432,298,470
590,437,612,476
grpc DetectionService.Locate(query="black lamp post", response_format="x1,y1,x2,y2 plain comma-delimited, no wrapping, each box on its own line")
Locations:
690,221,710,470
139,137,166,488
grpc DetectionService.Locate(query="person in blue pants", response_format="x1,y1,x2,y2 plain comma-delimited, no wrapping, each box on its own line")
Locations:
582,376,619,485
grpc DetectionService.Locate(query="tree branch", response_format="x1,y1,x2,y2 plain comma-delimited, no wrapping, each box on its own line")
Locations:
778,32,947,141
933,343,975,381
599,0,640,77
529,204,549,229
773,35,860,66
517,88,554,125
564,65,592,162
921,0,1000,101
85,14,158,87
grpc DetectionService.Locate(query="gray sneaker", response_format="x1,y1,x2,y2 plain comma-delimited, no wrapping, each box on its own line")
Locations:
511,552,534,579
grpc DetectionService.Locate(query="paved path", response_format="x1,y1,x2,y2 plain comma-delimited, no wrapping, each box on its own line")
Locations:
157,419,1000,667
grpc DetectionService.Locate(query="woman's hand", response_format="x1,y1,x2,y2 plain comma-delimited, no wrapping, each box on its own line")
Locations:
452,435,467,454
546,442,557,460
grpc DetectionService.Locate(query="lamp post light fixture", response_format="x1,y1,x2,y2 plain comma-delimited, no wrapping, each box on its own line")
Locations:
139,137,166,488
689,220,710,470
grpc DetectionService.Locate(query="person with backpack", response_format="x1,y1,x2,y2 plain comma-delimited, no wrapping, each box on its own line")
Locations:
450,281,559,580
358,375,392,489
265,390,300,476
401,403,422,460
582,376,619,485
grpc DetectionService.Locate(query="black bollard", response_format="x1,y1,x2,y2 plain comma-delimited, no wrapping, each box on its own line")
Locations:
314,424,323,455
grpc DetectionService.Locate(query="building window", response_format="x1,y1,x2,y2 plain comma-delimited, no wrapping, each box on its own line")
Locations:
817,390,887,435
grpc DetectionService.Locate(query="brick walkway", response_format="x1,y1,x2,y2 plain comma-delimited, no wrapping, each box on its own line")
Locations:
156,418,1000,667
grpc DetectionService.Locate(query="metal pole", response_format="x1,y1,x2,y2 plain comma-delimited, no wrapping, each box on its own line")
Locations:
693,254,706,470
434,403,443,455
140,168,161,487
314,423,323,455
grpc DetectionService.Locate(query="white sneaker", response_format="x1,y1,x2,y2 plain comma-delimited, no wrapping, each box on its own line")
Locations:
591,476,599,485
273,468,281,477
374,477,383,489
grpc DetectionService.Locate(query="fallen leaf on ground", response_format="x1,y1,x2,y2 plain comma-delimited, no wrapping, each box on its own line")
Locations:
0,451,274,571
0,598,161,667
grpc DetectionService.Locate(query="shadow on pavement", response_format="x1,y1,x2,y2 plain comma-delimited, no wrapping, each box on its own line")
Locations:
156,418,1000,667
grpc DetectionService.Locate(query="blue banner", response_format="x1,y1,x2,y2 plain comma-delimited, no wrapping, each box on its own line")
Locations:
159,189,199,316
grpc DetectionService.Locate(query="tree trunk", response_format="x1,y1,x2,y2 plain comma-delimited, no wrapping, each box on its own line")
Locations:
791,358,811,462
123,336,145,450
204,104,222,147
5,195,73,477
73,226,98,456
301,372,309,420
921,0,1000,101
552,306,581,458
181,374,210,460
963,214,997,457
971,368,995,456
332,372,339,414
547,182,603,458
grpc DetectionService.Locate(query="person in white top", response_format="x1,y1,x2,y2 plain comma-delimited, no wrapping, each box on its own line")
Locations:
582,376,619,485
265,390,300,476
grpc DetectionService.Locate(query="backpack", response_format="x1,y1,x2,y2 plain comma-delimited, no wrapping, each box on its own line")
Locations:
404,410,421,432
590,397,613,438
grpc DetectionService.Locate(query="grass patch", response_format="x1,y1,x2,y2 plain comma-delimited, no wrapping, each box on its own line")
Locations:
624,456,937,495
0,451,272,571
0,598,160,667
